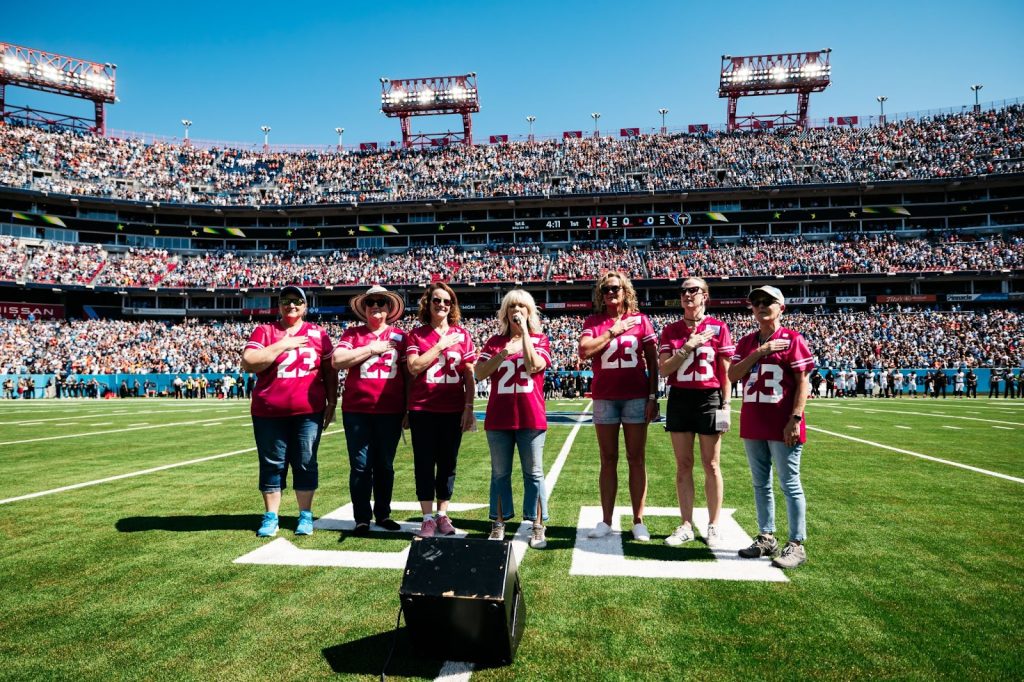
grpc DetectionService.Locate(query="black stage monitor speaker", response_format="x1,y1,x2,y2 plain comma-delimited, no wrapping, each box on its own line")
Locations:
399,536,525,665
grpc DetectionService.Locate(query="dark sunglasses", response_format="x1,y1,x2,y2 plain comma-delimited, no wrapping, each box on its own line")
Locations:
366,297,391,308
280,298,305,306
601,285,622,294
431,296,452,306
681,286,704,295
750,298,776,307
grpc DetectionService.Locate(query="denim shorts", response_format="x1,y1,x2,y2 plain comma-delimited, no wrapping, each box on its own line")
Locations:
592,397,647,425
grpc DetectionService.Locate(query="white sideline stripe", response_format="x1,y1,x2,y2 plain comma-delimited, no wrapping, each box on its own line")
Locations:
0,428,344,506
809,426,1024,484
820,404,1023,427
894,425,912,430
0,406,247,425
0,448,254,505
0,415,250,446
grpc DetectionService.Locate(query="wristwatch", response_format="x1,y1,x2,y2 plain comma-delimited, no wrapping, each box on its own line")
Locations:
791,414,803,422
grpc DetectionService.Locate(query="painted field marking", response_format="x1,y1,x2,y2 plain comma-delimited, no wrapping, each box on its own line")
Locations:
941,425,962,430
0,428,342,505
16,422,43,426
127,422,150,427
894,425,912,430
993,426,1014,430
0,415,250,446
822,404,1023,427
235,502,489,570
570,506,787,583
847,425,862,429
202,423,224,427
809,426,1024,484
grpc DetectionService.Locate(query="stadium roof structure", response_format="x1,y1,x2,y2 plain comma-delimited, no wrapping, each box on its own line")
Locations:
0,42,117,135
380,73,479,148
718,49,831,132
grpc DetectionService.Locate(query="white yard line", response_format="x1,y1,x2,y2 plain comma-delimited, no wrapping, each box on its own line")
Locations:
0,428,342,505
894,425,912,430
808,426,1024,484
0,415,250,446
433,401,592,682
992,426,1014,430
818,404,1023,427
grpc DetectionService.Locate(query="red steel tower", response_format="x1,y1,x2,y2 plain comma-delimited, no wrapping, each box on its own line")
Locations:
718,50,831,132
380,73,479,148
0,42,117,134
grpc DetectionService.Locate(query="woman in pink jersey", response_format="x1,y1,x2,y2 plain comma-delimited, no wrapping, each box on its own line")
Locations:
407,282,478,538
658,277,734,549
578,272,659,542
728,285,812,569
475,289,551,549
332,285,408,537
242,285,338,538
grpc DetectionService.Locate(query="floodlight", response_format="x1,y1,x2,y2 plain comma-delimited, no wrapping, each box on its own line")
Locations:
379,73,480,147
718,50,831,131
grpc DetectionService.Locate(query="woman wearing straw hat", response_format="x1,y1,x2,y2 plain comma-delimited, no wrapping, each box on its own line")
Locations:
241,285,338,538
332,285,408,536
406,282,478,538
474,289,551,549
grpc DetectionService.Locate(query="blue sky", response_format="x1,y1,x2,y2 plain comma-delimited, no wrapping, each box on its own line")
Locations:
4,0,1023,146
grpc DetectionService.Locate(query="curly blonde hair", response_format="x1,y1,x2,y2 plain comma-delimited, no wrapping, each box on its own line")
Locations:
497,288,542,336
592,271,639,314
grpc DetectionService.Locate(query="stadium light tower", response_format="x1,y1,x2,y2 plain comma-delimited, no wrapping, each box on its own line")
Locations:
181,119,192,144
876,96,888,125
334,127,344,150
658,107,669,134
526,115,536,143
0,42,117,134
260,125,271,150
591,112,601,137
970,84,983,113
380,73,479,148
718,49,831,132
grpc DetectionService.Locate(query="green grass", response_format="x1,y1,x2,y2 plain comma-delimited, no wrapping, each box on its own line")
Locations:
0,396,1021,680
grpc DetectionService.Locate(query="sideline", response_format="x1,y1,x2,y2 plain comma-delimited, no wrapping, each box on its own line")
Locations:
808,426,1024,484
434,400,592,682
0,428,343,505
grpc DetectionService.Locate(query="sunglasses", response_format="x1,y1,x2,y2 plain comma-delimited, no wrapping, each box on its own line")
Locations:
750,298,777,307
601,285,622,295
280,298,305,306
681,286,704,296
366,297,391,308
431,296,452,306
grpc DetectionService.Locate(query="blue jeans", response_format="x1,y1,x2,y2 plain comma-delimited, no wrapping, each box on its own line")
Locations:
343,411,403,525
742,439,807,542
487,429,548,522
252,412,324,493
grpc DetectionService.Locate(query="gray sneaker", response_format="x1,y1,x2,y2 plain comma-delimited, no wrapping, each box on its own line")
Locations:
488,521,505,541
529,523,547,549
771,541,807,569
665,524,695,546
738,533,779,558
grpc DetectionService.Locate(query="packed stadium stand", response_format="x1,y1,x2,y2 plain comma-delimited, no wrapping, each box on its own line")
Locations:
1,103,1022,395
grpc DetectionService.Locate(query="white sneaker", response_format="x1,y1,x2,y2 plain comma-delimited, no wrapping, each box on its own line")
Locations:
529,523,547,549
631,522,650,542
705,523,722,549
665,524,694,546
588,521,612,538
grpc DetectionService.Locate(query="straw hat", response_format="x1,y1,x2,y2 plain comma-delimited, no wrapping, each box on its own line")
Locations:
350,285,405,324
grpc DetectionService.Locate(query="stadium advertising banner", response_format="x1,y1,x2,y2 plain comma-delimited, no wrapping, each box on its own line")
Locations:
787,297,827,305
539,301,590,310
1,302,65,319
946,293,1009,302
836,296,867,304
876,295,937,303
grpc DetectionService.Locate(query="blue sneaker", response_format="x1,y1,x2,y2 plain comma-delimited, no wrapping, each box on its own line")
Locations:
296,510,314,536
257,512,279,538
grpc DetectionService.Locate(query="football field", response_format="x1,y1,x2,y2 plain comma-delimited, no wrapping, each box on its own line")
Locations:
0,396,1021,680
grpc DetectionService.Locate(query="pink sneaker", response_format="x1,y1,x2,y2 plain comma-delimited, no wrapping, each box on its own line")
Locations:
435,515,457,536
417,517,437,538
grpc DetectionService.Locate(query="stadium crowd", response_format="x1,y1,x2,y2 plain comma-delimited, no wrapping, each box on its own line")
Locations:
1,233,1021,288
1,106,1022,205
2,308,1020,377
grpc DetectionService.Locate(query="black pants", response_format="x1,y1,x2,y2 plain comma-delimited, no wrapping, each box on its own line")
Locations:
409,410,464,502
